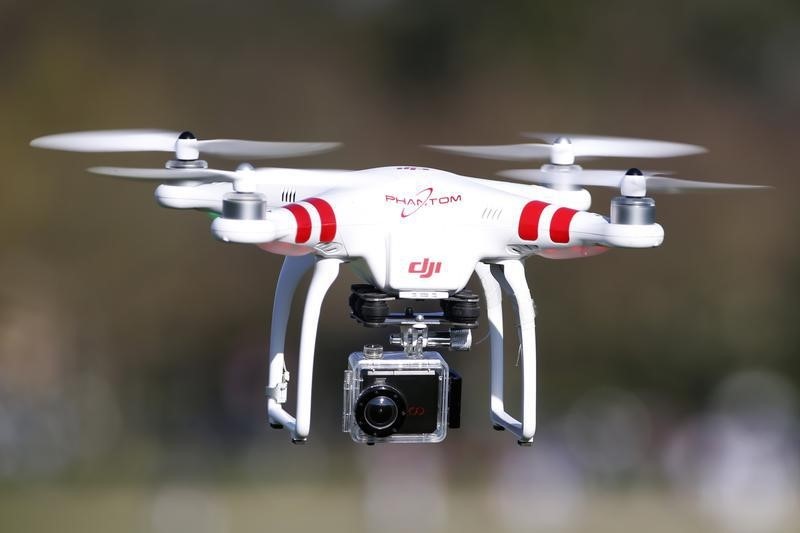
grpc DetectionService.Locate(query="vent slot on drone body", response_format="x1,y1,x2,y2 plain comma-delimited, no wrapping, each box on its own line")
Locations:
481,207,503,220
281,189,297,203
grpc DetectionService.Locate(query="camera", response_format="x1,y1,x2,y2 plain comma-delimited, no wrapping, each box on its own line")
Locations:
343,346,461,444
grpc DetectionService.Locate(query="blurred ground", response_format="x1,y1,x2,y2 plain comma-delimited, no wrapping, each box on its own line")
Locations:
0,1,798,532
3,485,799,533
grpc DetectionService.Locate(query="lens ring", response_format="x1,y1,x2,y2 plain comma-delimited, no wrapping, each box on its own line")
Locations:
354,385,407,438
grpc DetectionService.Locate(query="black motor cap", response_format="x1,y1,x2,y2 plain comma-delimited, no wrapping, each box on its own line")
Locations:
178,131,196,140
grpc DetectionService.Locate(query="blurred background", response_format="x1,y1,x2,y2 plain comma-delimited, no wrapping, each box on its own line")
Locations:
1,0,798,531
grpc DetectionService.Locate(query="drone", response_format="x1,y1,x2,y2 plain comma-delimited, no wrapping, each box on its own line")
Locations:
31,129,766,446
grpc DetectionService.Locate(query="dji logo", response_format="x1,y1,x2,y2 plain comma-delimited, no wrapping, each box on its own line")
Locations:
408,258,442,279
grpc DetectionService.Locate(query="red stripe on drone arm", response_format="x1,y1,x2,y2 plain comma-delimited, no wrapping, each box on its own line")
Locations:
306,197,337,242
285,204,312,243
550,207,578,244
517,201,548,241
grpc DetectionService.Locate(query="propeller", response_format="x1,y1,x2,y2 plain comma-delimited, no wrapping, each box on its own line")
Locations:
499,167,769,197
87,166,240,181
31,129,341,160
87,164,258,192
86,165,352,194
428,133,706,165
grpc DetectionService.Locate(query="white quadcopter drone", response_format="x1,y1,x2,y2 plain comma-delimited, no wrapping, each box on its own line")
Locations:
31,129,765,446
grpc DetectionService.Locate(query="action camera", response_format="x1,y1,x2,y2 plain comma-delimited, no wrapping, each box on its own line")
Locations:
343,347,461,444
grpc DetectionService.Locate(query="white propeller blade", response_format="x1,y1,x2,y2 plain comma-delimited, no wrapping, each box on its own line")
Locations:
641,176,769,193
31,129,341,160
31,130,178,152
87,166,351,188
87,166,240,181
426,143,552,161
428,134,706,164
499,168,769,195
197,139,341,159
499,168,622,188
521,133,707,159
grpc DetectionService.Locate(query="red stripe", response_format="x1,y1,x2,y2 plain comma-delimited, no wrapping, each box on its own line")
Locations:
550,207,577,243
518,201,548,241
306,197,337,242
285,204,311,243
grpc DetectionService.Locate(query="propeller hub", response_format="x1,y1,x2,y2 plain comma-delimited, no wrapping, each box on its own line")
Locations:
538,164,583,190
620,168,648,197
550,137,575,165
175,131,200,161
230,163,258,192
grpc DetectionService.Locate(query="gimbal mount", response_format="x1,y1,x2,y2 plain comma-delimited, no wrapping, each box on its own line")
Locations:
265,255,538,445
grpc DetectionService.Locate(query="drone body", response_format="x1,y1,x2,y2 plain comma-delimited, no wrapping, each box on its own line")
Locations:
31,130,766,445
157,165,659,296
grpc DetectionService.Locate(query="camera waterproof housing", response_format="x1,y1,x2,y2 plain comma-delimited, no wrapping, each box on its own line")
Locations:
343,347,460,444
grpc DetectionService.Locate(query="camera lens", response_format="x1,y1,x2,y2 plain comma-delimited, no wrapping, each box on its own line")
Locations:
354,385,407,438
364,396,398,429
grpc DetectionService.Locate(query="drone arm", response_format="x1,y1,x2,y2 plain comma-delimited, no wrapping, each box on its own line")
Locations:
155,183,232,211
514,202,664,251
570,211,664,248
266,254,317,430
211,208,298,245
212,201,341,248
